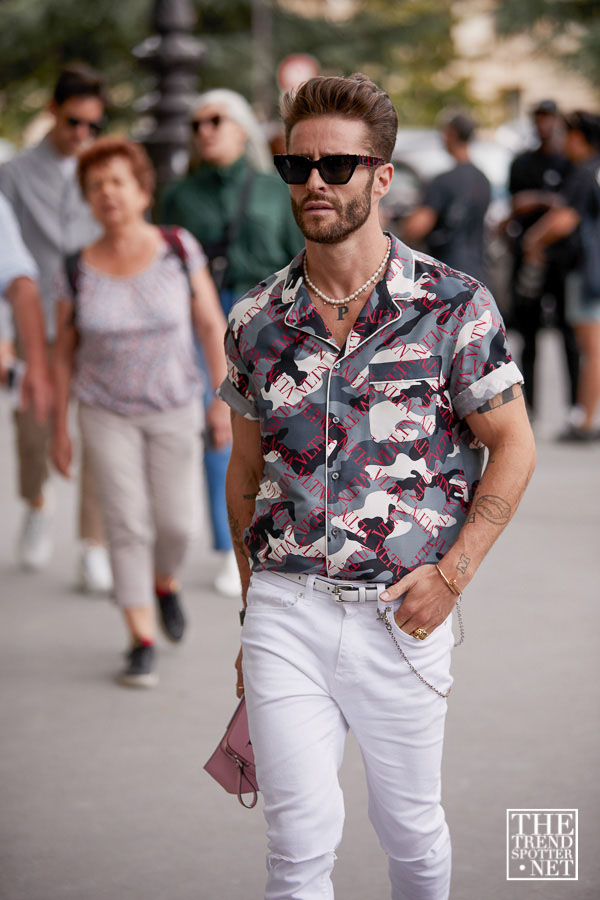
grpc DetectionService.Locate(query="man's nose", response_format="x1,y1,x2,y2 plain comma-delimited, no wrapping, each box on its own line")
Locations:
305,167,327,191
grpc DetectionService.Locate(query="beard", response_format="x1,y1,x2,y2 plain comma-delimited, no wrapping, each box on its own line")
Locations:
291,171,374,244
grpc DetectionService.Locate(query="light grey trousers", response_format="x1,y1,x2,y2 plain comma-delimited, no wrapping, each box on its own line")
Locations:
78,401,201,609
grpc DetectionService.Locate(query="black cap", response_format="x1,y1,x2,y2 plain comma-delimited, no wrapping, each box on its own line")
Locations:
531,99,558,116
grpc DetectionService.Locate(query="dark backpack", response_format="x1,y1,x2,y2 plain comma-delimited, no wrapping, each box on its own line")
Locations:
64,225,193,326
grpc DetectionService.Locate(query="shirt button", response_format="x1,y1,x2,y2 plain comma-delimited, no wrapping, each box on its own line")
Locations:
332,416,340,424
331,527,339,536
331,472,339,480
334,362,341,369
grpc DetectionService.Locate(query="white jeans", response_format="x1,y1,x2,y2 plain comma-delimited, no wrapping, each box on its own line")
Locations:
242,570,454,900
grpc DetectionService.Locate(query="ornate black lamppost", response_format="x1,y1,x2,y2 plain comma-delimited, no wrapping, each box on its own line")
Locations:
133,0,205,194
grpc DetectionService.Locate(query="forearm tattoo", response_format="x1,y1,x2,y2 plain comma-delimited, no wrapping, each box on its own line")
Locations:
467,494,512,526
227,504,249,559
476,383,523,414
456,553,471,574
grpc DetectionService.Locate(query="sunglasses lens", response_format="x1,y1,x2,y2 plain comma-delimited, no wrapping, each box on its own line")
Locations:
274,156,308,184
67,116,103,135
319,156,354,184
274,155,358,185
192,115,222,133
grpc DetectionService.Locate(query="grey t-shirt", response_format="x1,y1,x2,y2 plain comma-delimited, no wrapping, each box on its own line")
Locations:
0,136,100,340
424,162,491,283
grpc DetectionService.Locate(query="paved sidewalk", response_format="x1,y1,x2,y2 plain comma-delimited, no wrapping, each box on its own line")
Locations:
0,329,598,900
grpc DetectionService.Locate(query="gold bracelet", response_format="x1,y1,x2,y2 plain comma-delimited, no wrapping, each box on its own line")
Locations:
435,564,462,600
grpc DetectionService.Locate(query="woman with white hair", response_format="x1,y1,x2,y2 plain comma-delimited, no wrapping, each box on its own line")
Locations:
161,89,303,596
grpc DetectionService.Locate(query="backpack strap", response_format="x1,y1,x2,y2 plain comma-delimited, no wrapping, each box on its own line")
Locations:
64,250,82,327
159,225,195,299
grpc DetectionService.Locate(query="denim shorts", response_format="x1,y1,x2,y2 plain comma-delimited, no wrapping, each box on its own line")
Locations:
566,272,600,325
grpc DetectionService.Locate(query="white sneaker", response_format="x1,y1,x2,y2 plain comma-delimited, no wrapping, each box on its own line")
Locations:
78,544,113,595
18,504,53,571
214,550,242,598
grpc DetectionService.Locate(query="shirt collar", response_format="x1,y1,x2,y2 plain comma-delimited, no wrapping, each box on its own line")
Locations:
280,234,416,347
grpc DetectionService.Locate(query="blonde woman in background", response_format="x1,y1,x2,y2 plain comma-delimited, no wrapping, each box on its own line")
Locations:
161,89,303,598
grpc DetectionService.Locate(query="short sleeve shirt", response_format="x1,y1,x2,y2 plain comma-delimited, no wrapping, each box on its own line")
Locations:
220,235,522,583
56,228,206,415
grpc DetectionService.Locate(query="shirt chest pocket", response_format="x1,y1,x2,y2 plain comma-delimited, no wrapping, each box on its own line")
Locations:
368,360,441,443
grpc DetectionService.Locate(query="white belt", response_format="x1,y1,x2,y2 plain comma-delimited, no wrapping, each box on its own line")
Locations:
278,571,383,603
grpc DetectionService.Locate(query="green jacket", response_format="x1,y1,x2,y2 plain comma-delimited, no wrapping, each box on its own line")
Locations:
160,156,303,298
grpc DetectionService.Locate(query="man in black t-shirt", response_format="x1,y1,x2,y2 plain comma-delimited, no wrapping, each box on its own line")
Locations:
402,110,491,282
506,99,579,416
521,110,600,440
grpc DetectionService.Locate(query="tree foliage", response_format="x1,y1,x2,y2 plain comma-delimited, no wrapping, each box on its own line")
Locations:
494,0,600,89
0,0,473,141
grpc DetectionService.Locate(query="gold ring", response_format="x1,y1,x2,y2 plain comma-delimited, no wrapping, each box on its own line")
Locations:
411,627,429,640
237,684,244,690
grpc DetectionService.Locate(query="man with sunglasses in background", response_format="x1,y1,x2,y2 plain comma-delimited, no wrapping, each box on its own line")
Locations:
221,73,535,900
0,64,112,591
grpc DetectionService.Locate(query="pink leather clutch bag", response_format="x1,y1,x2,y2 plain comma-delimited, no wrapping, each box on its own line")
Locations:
204,697,259,808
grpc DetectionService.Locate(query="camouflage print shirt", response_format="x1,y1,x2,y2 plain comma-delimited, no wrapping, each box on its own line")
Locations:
220,235,522,583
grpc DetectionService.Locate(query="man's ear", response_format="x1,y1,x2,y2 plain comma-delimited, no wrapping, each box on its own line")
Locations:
373,162,394,200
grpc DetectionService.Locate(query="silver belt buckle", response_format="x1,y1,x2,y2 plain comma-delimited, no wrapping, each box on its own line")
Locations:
334,584,364,603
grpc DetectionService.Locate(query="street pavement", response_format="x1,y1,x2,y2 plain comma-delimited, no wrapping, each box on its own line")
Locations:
1,328,599,900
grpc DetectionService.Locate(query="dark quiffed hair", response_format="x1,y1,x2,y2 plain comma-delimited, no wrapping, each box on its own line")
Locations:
53,63,108,107
439,109,477,143
281,73,398,162
78,137,156,197
444,111,477,144
564,110,600,149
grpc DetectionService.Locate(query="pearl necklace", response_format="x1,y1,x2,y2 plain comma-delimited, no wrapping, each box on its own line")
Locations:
303,236,392,307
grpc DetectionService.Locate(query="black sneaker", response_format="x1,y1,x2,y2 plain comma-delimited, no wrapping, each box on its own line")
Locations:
157,591,186,642
556,424,600,443
118,643,158,688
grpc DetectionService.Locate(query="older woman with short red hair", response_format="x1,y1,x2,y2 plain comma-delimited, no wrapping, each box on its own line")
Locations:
53,136,230,687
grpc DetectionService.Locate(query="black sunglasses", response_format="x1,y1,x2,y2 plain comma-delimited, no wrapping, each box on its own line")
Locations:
66,116,105,136
274,154,386,185
191,115,225,133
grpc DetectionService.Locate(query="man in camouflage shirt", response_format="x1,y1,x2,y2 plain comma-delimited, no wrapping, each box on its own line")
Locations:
220,74,536,900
